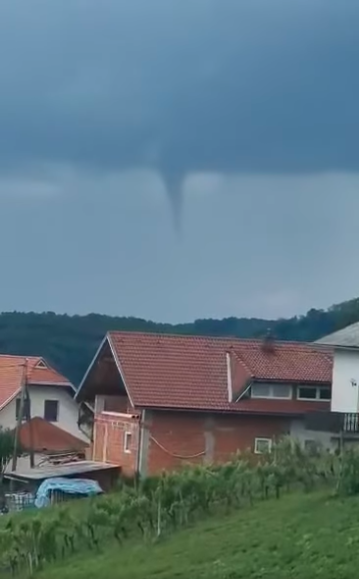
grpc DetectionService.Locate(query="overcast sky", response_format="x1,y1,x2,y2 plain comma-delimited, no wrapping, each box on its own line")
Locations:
0,0,359,323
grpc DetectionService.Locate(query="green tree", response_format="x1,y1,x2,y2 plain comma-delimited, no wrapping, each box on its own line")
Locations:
0,426,22,511
0,297,358,384
0,426,17,482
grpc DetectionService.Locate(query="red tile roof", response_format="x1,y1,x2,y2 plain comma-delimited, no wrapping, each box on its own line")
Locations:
18,417,88,454
0,355,71,411
101,332,333,415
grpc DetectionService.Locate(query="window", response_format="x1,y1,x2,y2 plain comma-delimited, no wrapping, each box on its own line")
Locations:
254,438,272,454
297,386,331,401
251,383,292,399
298,387,316,400
251,383,271,398
271,384,292,399
44,400,59,422
124,431,132,454
36,360,47,369
15,398,30,420
319,388,331,401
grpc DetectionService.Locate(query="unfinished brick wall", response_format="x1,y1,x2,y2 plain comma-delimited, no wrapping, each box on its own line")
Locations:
211,413,290,463
93,407,290,478
93,412,140,477
144,410,290,476
143,411,207,475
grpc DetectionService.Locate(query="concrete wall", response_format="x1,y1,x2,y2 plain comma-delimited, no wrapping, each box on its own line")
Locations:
290,418,334,450
331,349,359,413
0,386,88,442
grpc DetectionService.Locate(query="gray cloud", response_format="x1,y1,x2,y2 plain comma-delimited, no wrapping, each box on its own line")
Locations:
0,1,358,186
1,171,358,321
2,1,359,322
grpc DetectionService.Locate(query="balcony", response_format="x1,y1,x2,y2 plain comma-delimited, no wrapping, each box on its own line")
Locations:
305,411,359,434
343,413,359,433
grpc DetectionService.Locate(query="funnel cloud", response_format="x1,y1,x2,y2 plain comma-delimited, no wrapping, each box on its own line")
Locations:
0,0,357,225
1,1,359,322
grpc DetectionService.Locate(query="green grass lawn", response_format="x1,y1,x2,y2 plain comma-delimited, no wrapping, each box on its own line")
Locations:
30,491,359,579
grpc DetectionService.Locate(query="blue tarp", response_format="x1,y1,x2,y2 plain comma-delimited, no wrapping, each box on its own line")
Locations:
35,477,103,508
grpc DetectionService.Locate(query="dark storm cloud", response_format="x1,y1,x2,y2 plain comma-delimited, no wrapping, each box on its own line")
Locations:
0,0,358,181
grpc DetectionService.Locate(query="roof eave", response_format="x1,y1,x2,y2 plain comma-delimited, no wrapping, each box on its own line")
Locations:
0,388,21,412
327,344,359,351
75,335,109,402
252,377,332,385
133,403,315,417
107,334,136,408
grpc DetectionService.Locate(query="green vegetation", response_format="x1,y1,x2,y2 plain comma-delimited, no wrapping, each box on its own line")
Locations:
1,296,359,384
3,439,359,578
32,492,359,579
0,427,18,482
0,427,22,510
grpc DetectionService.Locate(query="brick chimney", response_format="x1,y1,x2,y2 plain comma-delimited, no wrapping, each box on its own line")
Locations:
261,329,275,353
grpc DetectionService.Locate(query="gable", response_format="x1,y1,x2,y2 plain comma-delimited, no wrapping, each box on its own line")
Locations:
35,359,47,369
0,354,72,411
76,337,129,404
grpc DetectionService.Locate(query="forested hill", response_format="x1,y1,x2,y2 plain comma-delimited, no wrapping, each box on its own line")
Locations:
0,297,359,385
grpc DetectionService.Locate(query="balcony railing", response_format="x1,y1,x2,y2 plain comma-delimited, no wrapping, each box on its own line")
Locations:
343,413,359,433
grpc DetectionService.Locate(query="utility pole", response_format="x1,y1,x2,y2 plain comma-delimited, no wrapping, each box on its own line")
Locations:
12,360,27,472
26,380,35,469
12,359,34,471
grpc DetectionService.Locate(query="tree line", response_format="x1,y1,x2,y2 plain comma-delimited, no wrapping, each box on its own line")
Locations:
0,296,358,385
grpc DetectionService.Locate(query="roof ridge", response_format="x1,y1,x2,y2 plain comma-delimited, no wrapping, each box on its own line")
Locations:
0,354,40,360
108,330,325,349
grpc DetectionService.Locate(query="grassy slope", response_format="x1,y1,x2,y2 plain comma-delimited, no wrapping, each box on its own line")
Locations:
32,491,359,579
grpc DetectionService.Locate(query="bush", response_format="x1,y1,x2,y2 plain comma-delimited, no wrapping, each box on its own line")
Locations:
0,437,339,577
335,447,359,496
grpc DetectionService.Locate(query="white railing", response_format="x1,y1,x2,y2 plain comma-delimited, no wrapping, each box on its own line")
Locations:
343,413,359,432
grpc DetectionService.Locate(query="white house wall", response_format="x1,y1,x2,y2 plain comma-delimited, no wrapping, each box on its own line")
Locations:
0,386,89,442
331,349,359,413
290,418,334,450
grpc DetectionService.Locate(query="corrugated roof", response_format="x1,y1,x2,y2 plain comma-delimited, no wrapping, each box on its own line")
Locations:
98,332,333,414
316,322,359,348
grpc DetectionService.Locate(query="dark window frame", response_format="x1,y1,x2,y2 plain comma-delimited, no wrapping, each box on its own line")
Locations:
297,386,331,401
44,400,59,422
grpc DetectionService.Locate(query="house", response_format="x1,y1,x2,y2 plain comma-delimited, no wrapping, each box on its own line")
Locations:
0,355,89,443
75,331,334,477
317,322,359,414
